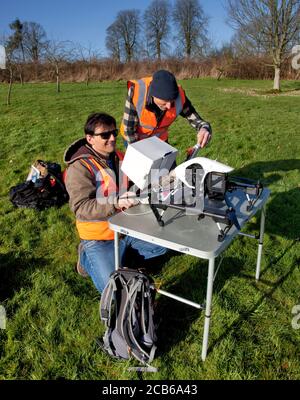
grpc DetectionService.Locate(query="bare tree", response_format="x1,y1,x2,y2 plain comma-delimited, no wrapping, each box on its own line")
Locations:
6,58,13,105
226,0,300,90
106,22,122,62
143,0,171,60
76,43,101,85
173,0,210,58
113,10,141,62
22,21,48,63
230,23,268,57
6,20,26,85
45,40,74,93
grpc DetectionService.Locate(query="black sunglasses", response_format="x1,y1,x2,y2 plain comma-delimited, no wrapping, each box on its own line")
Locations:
93,129,118,139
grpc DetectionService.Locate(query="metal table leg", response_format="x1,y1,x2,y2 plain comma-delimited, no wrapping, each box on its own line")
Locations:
156,288,204,309
201,257,215,361
256,204,266,281
114,231,120,271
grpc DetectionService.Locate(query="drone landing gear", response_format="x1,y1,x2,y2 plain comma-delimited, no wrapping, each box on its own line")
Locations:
198,207,241,242
149,202,167,227
197,213,233,242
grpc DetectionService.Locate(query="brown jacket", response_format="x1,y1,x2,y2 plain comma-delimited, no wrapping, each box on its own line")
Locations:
64,138,123,224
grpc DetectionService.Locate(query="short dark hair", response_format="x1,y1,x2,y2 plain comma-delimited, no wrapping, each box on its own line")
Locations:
84,112,116,135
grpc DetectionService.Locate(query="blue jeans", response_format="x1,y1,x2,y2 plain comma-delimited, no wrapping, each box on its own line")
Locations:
80,236,167,294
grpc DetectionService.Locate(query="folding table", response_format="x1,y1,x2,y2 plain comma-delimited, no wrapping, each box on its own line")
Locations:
109,187,270,360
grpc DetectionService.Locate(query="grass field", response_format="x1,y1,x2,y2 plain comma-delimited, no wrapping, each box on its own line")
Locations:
0,78,299,380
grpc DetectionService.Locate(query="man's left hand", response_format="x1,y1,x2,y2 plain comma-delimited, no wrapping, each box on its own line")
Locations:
197,128,211,148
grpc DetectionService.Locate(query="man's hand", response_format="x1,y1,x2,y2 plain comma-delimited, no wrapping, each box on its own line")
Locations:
117,191,139,210
197,127,211,148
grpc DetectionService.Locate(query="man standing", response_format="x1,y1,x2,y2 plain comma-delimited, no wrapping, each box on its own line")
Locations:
120,69,212,148
64,112,166,293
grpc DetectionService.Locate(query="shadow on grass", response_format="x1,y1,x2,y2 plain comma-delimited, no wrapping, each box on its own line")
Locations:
251,238,299,280
0,251,47,302
234,159,300,240
155,255,245,357
156,247,300,359
207,259,300,357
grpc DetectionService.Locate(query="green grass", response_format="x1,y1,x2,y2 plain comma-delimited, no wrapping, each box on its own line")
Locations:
0,78,299,380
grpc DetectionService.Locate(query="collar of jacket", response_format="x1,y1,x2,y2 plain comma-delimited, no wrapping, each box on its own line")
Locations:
64,137,116,169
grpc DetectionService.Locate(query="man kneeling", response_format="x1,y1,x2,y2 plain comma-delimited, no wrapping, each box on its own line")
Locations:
64,112,166,293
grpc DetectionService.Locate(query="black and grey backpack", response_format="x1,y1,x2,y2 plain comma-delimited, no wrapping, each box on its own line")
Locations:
99,268,158,372
9,160,68,210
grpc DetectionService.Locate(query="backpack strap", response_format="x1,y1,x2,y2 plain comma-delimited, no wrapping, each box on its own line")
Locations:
115,275,131,346
126,277,156,365
142,281,157,347
100,272,128,359
99,274,117,327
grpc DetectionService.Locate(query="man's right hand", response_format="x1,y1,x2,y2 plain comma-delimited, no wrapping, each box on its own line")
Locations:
197,127,211,148
117,191,139,210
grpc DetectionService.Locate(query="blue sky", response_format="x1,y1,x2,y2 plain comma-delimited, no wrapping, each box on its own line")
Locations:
1,0,234,55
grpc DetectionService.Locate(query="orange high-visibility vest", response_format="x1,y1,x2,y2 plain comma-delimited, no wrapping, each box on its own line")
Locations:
75,151,127,240
121,76,186,142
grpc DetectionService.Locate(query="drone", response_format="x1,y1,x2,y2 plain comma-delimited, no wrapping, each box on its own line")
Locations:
121,138,263,242
145,146,263,242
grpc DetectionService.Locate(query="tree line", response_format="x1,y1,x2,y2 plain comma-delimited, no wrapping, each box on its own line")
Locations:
1,0,299,96
106,0,299,90
106,0,210,61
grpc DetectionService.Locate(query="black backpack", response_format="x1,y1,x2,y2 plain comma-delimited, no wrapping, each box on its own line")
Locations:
9,160,69,210
99,268,158,372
